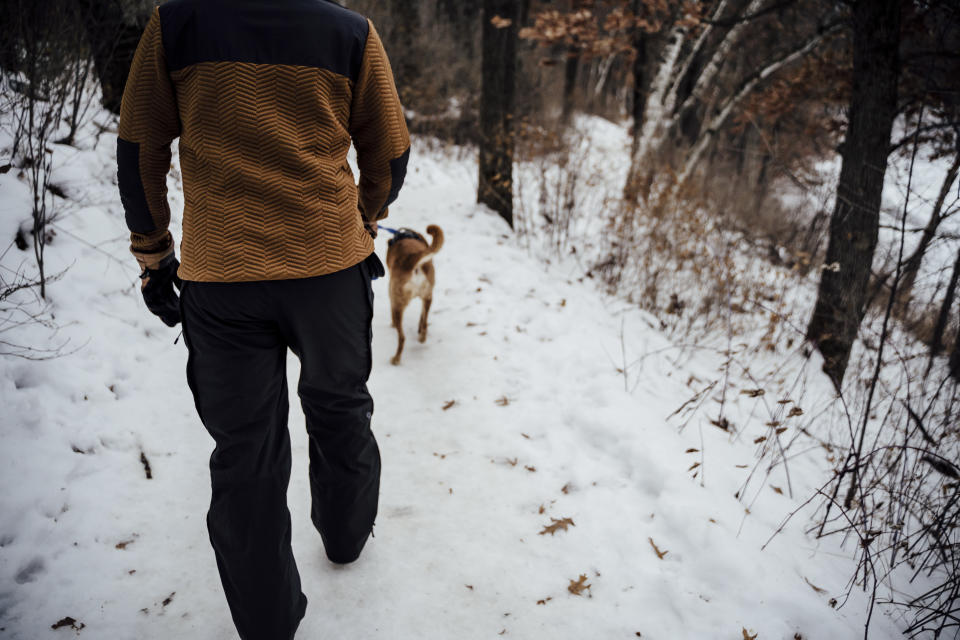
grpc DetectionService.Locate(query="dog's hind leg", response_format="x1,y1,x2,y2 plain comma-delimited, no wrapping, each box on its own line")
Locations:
418,296,431,343
391,306,405,365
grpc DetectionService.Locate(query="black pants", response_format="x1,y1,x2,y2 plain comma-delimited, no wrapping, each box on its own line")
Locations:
179,257,381,640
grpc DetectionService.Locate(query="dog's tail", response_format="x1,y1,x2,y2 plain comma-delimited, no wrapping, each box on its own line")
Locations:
412,225,444,272
425,225,444,254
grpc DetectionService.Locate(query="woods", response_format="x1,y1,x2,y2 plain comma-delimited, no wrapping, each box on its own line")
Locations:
3,0,960,636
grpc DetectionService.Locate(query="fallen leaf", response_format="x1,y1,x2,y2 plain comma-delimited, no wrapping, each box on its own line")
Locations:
466,585,474,591
742,629,758,640
710,417,731,431
495,396,510,407
51,617,85,631
536,597,552,605
140,451,152,480
442,400,456,411
521,433,530,439
568,574,591,596
741,389,765,398
561,483,572,494
771,486,783,495
788,406,804,417
539,517,575,536
753,436,767,444
648,537,668,559
524,465,536,472
688,462,700,471
804,577,826,594
115,538,136,550
162,592,175,607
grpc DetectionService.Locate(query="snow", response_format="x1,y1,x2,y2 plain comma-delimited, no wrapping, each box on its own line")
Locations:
0,112,911,639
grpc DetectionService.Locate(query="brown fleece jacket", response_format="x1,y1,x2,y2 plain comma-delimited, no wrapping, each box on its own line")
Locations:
118,0,410,282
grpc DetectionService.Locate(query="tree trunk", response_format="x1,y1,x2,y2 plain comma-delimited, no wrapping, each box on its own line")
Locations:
950,317,960,380
624,0,649,201
388,0,420,103
805,0,901,388
932,248,960,356
478,0,518,228
896,150,960,307
77,0,149,115
561,48,579,124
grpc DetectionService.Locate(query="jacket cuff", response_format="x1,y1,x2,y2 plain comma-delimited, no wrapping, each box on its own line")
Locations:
131,242,175,271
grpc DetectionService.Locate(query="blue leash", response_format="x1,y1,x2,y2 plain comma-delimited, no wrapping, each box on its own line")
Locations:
377,224,399,235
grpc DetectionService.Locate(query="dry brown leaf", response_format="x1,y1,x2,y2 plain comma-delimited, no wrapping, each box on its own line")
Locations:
688,462,700,471
741,389,765,398
568,574,591,596
753,436,767,444
685,448,699,453
561,483,571,494
539,517,575,536
804,576,826,594
524,465,537,472
648,537,668,559
742,629,758,640
496,396,510,407
788,406,804,417
536,596,552,605
51,617,85,631
771,486,783,495
442,400,456,411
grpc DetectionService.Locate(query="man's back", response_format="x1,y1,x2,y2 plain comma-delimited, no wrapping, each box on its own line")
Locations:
118,0,409,282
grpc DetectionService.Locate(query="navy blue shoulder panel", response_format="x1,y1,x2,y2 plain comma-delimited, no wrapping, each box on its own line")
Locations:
158,0,369,82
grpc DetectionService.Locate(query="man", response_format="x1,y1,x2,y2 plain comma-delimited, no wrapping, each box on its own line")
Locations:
116,0,410,638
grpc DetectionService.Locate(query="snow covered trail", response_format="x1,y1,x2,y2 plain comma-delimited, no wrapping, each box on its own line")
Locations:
0,133,903,639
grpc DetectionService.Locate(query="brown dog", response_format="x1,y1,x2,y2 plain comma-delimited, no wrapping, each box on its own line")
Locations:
384,225,444,365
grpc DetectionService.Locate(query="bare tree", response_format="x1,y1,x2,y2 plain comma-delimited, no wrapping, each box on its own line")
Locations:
806,0,902,387
478,0,519,228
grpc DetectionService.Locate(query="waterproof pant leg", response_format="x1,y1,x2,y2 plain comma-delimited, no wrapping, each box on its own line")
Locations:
274,261,381,563
179,260,381,639
180,280,307,640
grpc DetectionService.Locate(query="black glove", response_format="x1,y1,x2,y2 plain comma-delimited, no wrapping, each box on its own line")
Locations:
363,251,385,280
139,252,183,327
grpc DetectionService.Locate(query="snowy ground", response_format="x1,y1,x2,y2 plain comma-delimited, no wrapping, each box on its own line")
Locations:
0,114,911,639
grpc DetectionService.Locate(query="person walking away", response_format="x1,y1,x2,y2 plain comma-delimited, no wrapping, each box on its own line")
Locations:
115,1,410,638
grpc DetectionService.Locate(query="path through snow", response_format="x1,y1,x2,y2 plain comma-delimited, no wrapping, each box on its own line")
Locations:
0,133,904,639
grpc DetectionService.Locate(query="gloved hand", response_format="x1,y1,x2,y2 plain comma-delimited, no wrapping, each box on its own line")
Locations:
135,250,183,327
363,251,385,280
363,219,378,239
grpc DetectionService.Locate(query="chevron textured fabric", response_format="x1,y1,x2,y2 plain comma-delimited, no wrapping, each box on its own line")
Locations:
118,1,410,282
